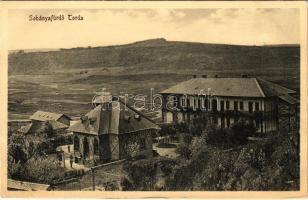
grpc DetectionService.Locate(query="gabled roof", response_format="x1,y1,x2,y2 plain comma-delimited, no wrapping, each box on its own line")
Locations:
17,120,68,134
160,78,296,98
256,78,296,97
48,120,69,130
17,123,33,134
7,179,51,191
68,101,160,135
30,111,71,122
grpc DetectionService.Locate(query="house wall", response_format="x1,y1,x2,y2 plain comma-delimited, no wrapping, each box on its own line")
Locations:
109,134,120,161
118,129,154,159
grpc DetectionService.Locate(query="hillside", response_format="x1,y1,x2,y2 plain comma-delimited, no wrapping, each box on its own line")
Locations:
9,38,299,75
8,38,300,119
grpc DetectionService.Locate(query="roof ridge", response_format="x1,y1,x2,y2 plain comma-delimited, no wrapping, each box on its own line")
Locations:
118,98,158,125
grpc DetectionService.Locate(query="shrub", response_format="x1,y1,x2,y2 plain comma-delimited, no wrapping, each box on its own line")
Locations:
8,156,25,179
8,133,28,163
176,143,191,159
231,120,256,145
181,133,193,145
23,156,66,184
205,120,256,149
159,124,176,137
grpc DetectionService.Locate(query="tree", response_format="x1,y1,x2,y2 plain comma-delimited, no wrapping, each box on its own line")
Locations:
8,133,28,163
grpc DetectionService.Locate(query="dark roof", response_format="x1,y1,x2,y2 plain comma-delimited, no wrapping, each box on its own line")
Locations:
257,78,296,97
278,94,299,105
160,78,295,98
30,111,71,122
68,101,160,135
7,179,51,191
17,120,68,134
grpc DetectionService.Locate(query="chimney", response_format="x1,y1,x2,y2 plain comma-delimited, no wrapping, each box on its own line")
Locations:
202,75,207,78
193,75,197,79
241,74,248,78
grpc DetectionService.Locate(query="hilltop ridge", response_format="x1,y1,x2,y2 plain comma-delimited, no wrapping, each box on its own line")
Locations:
9,38,299,76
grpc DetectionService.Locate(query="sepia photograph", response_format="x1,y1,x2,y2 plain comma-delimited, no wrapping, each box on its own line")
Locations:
0,1,307,198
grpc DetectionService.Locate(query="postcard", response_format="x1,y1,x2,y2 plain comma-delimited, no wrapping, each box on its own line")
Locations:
0,1,307,198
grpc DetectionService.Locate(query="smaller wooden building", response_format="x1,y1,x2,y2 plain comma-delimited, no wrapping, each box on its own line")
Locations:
17,111,71,135
68,98,160,163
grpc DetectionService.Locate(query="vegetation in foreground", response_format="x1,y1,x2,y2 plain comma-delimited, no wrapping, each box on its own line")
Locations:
8,116,299,191
8,125,72,184
123,119,299,191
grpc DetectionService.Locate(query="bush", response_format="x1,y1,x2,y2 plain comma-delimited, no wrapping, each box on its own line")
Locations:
122,157,177,191
181,133,193,144
8,157,25,180
159,124,176,137
176,143,191,159
8,133,28,163
206,120,256,149
231,120,256,145
23,156,66,184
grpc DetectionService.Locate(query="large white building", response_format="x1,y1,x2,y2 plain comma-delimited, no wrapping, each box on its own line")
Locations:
160,76,298,133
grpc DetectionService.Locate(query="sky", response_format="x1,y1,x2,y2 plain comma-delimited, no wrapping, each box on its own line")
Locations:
8,8,300,50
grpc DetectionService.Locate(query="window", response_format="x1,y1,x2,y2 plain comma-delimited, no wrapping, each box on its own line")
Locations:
220,100,225,111
198,98,202,109
187,98,190,107
167,95,176,108
194,98,198,109
248,102,253,113
234,101,238,111
214,116,218,124
240,102,244,110
181,97,186,107
227,117,230,128
205,99,208,110
211,99,217,111
221,117,225,128
226,101,230,110
255,102,259,112
256,119,260,128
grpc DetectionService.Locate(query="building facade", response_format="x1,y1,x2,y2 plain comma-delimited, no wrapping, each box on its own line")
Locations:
160,76,298,133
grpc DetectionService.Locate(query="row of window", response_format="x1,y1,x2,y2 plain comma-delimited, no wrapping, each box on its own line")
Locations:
180,97,208,109
177,97,260,113
215,116,261,129
220,100,259,113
